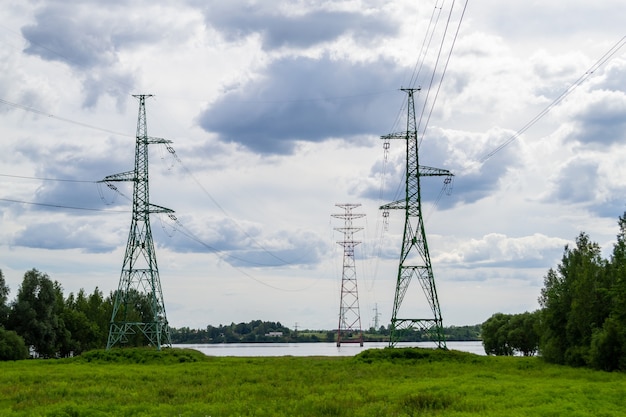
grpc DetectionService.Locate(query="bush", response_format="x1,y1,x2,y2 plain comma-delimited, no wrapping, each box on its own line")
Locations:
589,317,626,371
0,327,29,361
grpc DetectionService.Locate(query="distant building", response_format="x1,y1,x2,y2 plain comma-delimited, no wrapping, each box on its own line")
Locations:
265,332,283,337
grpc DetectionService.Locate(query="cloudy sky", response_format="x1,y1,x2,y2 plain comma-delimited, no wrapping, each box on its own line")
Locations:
1,0,625,332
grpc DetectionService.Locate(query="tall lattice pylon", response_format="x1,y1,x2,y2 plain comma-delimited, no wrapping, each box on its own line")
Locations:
332,203,365,347
380,88,453,348
101,94,173,350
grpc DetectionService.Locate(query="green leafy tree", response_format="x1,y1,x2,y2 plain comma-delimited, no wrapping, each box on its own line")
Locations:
589,316,626,371
539,233,608,366
482,312,539,356
482,313,514,356
87,287,112,347
587,213,626,371
508,311,540,356
7,269,67,357
0,327,28,361
0,269,9,327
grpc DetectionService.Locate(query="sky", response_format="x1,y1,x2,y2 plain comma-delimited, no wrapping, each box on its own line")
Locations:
1,0,626,331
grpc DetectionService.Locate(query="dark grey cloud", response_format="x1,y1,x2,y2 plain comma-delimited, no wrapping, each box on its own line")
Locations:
198,1,397,50
19,2,158,107
566,92,626,146
198,55,402,154
358,127,523,207
157,215,327,267
12,221,117,253
546,157,626,219
12,140,133,214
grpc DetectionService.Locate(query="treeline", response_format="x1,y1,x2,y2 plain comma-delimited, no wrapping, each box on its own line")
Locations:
170,323,482,344
481,213,626,371
0,267,481,360
0,268,156,360
171,321,295,344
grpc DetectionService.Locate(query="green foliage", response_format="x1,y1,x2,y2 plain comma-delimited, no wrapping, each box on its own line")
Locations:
354,346,482,364
171,320,293,343
6,269,66,358
0,269,9,327
538,214,626,370
75,347,208,364
1,351,625,416
444,324,482,341
481,312,539,356
0,327,28,361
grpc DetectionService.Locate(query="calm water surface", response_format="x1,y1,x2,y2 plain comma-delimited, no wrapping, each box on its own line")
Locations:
175,341,485,357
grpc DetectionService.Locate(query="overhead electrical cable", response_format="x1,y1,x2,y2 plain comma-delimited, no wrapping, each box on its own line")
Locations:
418,0,469,148
0,197,128,212
0,97,132,137
474,35,626,165
0,173,96,183
161,144,307,267
154,214,319,292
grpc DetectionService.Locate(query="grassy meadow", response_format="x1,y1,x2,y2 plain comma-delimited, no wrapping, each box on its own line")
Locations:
0,347,625,416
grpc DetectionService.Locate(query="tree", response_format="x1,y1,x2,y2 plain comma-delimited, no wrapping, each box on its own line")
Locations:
508,312,540,356
6,269,66,358
539,233,608,366
589,316,626,371
482,312,539,356
0,327,28,361
0,269,9,327
587,213,626,371
481,313,513,356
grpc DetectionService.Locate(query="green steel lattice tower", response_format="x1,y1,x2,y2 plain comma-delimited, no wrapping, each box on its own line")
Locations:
381,88,453,348
101,94,173,350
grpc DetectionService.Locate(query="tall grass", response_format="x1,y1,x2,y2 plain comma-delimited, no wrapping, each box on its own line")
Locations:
0,347,624,416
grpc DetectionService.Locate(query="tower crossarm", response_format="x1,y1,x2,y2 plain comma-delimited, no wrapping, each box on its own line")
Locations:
99,171,135,183
149,203,175,214
147,137,172,145
419,165,454,177
379,199,406,211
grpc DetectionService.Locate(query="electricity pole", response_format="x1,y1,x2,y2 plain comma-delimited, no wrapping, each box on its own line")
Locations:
101,94,173,350
381,88,453,348
332,203,365,347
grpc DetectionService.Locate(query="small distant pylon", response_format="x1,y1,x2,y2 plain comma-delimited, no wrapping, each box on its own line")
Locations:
332,203,365,347
100,94,173,350
380,88,453,349
373,303,381,330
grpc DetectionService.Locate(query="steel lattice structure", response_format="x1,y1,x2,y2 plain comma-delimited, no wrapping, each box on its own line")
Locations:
332,203,365,347
101,94,173,350
381,88,453,348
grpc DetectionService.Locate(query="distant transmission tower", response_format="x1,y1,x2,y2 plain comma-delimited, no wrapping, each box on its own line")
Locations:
101,94,173,350
381,88,453,348
373,303,381,330
332,203,365,347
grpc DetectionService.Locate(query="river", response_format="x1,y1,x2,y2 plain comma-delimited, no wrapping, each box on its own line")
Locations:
174,340,485,357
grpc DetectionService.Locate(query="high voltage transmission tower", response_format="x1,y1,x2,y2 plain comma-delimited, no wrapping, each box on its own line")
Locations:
332,203,365,347
100,94,173,350
381,88,453,349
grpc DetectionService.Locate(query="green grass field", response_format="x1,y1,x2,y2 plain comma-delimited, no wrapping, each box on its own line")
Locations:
0,347,624,416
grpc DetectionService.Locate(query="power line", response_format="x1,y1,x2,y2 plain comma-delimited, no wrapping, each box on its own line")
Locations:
161,144,307,267
0,197,128,212
0,173,96,183
475,35,626,165
0,97,132,137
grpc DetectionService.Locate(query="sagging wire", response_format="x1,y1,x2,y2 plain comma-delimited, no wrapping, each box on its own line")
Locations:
160,212,319,292
162,143,305,267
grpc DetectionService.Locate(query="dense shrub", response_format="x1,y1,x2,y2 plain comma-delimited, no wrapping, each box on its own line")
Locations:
0,327,28,361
